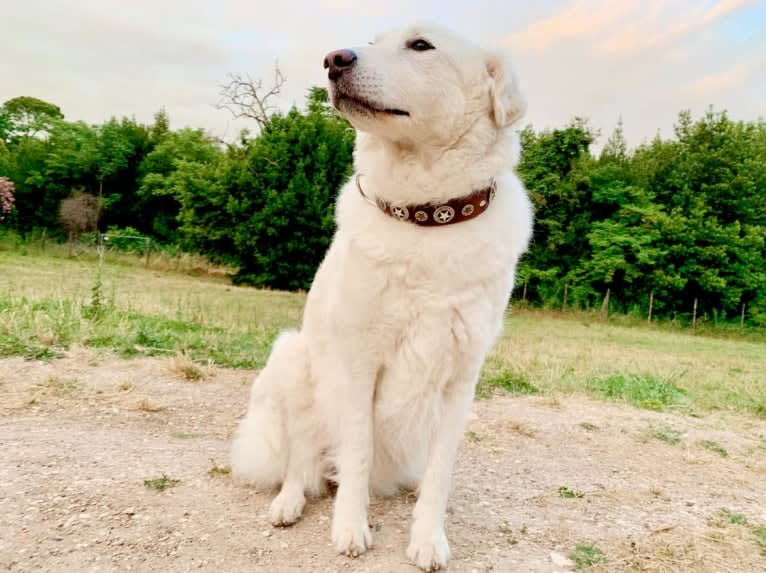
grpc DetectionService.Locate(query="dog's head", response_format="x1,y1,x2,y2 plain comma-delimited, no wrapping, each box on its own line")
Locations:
324,24,525,146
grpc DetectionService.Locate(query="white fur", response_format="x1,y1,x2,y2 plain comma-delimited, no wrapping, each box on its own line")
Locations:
230,23,533,571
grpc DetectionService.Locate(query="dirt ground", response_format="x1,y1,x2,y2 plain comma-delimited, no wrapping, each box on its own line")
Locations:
1,348,765,573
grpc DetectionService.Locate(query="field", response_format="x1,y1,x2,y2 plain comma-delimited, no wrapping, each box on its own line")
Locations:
1,249,766,571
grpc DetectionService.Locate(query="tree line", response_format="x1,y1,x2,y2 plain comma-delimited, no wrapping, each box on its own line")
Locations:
1,91,764,326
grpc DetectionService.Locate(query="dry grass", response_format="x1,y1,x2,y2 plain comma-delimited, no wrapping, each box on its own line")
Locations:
1,250,765,418
135,398,165,413
31,376,82,398
490,309,766,418
0,250,302,335
590,520,766,572
170,352,211,381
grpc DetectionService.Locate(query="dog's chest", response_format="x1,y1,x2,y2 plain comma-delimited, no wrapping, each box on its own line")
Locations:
372,272,498,399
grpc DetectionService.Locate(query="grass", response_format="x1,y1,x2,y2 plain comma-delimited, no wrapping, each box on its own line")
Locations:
753,527,766,556
208,459,231,477
558,486,585,499
571,544,606,570
713,509,766,556
143,474,180,491
171,432,202,439
171,352,209,381
588,373,687,411
717,508,749,526
699,439,729,457
465,430,483,443
477,360,539,398
32,376,82,397
136,399,164,413
642,425,684,445
0,250,302,369
1,250,766,418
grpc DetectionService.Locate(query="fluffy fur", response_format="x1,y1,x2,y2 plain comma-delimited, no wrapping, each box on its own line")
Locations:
230,23,533,571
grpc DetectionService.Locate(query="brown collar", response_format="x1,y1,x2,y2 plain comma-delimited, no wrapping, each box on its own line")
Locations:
355,175,496,227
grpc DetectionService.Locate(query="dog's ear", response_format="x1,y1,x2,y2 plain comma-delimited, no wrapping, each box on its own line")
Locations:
486,52,526,128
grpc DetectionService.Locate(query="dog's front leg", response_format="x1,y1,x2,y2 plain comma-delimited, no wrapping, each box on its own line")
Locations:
330,362,376,557
407,379,476,571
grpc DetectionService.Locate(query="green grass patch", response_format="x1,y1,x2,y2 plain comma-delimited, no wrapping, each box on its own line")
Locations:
558,486,585,499
753,526,766,556
171,432,203,440
571,544,606,570
477,368,539,398
715,509,766,556
579,422,599,431
588,373,686,410
465,431,483,443
208,459,231,477
0,333,61,361
699,439,728,457
718,508,749,526
143,474,180,491
0,293,283,369
642,425,683,445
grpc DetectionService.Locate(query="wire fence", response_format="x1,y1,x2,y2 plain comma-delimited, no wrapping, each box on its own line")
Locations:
514,280,753,330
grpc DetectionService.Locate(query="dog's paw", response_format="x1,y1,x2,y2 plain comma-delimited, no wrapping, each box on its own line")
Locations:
269,489,305,526
331,515,372,557
407,528,450,571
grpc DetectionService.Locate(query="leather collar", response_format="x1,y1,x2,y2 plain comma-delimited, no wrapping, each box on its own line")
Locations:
355,174,496,227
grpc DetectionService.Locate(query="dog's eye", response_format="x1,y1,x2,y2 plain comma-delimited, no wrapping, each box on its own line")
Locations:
408,39,435,52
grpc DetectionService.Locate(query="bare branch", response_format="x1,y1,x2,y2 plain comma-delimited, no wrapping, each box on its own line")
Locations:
217,62,286,130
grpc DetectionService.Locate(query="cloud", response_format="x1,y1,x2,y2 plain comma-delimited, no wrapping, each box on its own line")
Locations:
598,0,759,57
507,0,759,58
675,56,764,98
506,1,633,51
0,0,764,149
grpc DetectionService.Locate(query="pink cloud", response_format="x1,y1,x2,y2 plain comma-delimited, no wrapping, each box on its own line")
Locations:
506,0,758,58
676,57,763,98
505,1,633,51
599,0,759,57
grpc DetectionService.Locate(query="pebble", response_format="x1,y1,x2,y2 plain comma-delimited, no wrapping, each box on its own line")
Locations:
550,551,573,568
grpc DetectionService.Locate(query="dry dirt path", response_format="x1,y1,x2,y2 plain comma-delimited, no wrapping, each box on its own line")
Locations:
1,349,765,572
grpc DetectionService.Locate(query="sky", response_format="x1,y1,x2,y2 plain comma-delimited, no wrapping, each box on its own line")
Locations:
1,0,765,148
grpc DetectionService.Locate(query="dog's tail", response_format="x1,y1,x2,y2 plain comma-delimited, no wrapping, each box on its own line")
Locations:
230,330,308,488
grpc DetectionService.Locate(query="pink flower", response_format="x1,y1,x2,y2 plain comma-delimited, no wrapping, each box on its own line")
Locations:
0,177,15,222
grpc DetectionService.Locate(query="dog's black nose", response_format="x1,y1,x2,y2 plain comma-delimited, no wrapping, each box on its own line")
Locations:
323,49,357,81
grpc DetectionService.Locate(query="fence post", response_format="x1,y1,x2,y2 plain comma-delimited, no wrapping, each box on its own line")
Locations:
522,280,528,301
647,291,654,324
692,298,698,330
562,284,569,310
144,237,151,268
601,288,610,319
741,302,746,329
98,233,105,267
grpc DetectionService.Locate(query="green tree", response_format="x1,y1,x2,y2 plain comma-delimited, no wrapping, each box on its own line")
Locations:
1,96,64,143
225,91,354,289
517,119,595,305
138,128,225,243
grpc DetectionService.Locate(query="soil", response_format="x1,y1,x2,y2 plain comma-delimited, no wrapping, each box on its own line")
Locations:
1,348,765,572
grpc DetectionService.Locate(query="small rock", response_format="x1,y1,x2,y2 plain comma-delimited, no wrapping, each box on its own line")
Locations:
550,551,573,568
261,530,272,538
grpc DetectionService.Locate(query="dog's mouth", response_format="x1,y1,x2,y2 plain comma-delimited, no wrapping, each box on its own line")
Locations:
334,92,410,118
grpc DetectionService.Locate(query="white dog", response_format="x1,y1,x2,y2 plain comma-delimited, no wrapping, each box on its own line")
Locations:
230,23,533,571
